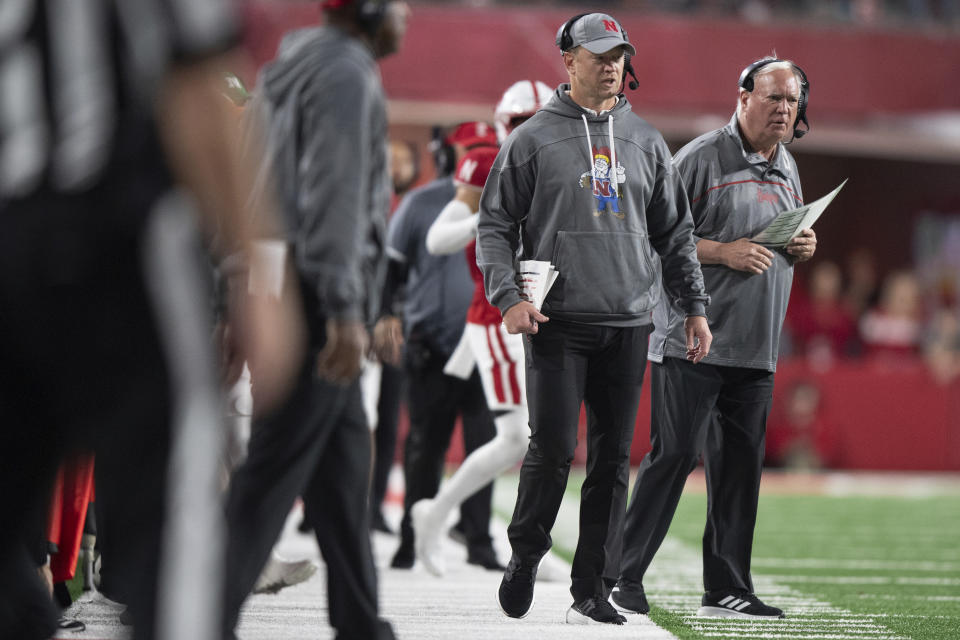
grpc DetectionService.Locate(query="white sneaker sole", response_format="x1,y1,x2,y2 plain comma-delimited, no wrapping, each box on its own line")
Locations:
253,559,318,594
565,607,625,625
697,606,783,619
495,556,545,619
496,588,534,619
411,499,445,577
608,592,648,616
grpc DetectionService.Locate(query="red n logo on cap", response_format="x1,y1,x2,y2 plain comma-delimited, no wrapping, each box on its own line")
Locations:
603,19,619,32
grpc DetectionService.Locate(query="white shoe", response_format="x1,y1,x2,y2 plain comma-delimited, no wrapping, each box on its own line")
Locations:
253,555,318,594
411,499,445,577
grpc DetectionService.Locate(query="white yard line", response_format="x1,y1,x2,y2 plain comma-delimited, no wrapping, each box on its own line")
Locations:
497,477,914,640
751,558,960,572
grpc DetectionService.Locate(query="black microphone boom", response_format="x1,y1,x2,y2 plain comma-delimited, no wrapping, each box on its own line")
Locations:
625,58,640,91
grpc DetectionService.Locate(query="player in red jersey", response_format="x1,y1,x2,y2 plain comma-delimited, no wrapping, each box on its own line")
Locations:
412,81,552,576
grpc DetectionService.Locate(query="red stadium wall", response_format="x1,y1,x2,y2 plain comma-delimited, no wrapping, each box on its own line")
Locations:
416,358,960,471
242,3,960,119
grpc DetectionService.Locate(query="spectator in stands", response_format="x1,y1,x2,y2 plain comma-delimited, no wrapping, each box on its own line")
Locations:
923,308,960,384
765,380,840,470
786,260,858,363
859,270,924,361
389,139,421,204
844,248,880,321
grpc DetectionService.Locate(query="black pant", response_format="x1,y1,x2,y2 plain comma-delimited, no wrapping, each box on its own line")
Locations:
398,343,496,551
508,320,652,602
1,187,218,640
620,357,774,593
370,362,405,523
223,279,394,639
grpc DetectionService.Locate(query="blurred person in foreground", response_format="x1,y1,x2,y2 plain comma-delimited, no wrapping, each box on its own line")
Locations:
477,13,711,625
377,122,502,571
0,1,302,639
220,1,410,639
613,56,817,620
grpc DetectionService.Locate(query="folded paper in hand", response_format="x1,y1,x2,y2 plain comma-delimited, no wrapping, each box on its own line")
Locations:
518,260,558,311
751,179,847,247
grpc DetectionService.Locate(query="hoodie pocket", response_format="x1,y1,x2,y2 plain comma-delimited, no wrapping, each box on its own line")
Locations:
548,230,659,317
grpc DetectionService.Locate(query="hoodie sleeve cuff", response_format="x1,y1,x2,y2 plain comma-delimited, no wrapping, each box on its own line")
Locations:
683,301,707,318
494,290,524,317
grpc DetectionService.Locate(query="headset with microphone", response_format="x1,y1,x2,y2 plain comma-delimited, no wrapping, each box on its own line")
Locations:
323,0,388,36
738,57,810,140
555,14,640,92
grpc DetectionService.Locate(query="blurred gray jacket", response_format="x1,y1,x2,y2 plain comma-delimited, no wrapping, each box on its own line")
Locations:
250,26,390,325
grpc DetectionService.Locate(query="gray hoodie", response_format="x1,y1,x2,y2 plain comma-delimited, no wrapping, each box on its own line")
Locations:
248,27,390,325
476,85,708,327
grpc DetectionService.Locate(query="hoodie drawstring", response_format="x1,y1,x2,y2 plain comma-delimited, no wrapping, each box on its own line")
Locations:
581,113,617,197
581,114,595,193
607,115,618,198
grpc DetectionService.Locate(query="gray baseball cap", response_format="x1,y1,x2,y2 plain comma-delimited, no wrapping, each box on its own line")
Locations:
556,13,636,56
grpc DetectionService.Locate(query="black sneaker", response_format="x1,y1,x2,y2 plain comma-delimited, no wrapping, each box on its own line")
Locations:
610,580,649,614
467,546,506,571
697,590,785,618
390,538,415,569
565,596,626,625
496,557,538,618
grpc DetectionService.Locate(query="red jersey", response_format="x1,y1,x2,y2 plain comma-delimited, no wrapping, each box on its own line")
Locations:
465,241,502,325
454,146,502,326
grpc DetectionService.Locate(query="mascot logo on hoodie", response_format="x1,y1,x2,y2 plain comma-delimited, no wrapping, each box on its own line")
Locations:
579,146,626,218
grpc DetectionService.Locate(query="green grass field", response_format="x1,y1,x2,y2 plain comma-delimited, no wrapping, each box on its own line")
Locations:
497,471,960,640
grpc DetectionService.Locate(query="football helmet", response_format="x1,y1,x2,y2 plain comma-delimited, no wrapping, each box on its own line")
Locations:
494,80,552,143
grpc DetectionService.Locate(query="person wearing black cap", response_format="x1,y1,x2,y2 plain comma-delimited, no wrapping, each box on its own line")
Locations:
612,56,816,621
477,12,712,625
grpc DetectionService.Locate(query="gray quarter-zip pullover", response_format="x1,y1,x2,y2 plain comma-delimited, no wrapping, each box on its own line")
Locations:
649,114,803,371
477,84,708,327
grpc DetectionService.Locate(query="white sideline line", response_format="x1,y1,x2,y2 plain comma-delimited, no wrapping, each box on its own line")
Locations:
756,575,960,586
751,557,960,572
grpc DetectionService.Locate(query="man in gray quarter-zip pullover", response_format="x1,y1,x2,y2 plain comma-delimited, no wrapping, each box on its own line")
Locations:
222,2,409,639
476,12,712,626
613,57,818,621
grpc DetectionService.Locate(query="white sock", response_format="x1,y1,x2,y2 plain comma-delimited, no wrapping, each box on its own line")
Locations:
430,408,529,522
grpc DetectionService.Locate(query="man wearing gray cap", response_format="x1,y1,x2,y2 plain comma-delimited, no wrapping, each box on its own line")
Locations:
476,12,712,625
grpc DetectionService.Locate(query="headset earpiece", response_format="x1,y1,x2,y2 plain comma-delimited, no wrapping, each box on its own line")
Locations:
556,13,589,52
355,0,388,36
430,126,456,178
738,57,810,140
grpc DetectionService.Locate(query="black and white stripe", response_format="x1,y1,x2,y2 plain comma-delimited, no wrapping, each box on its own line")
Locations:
0,0,238,198
143,191,226,640
717,594,754,612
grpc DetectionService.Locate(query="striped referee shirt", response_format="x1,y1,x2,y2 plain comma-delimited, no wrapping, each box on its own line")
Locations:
0,0,240,199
